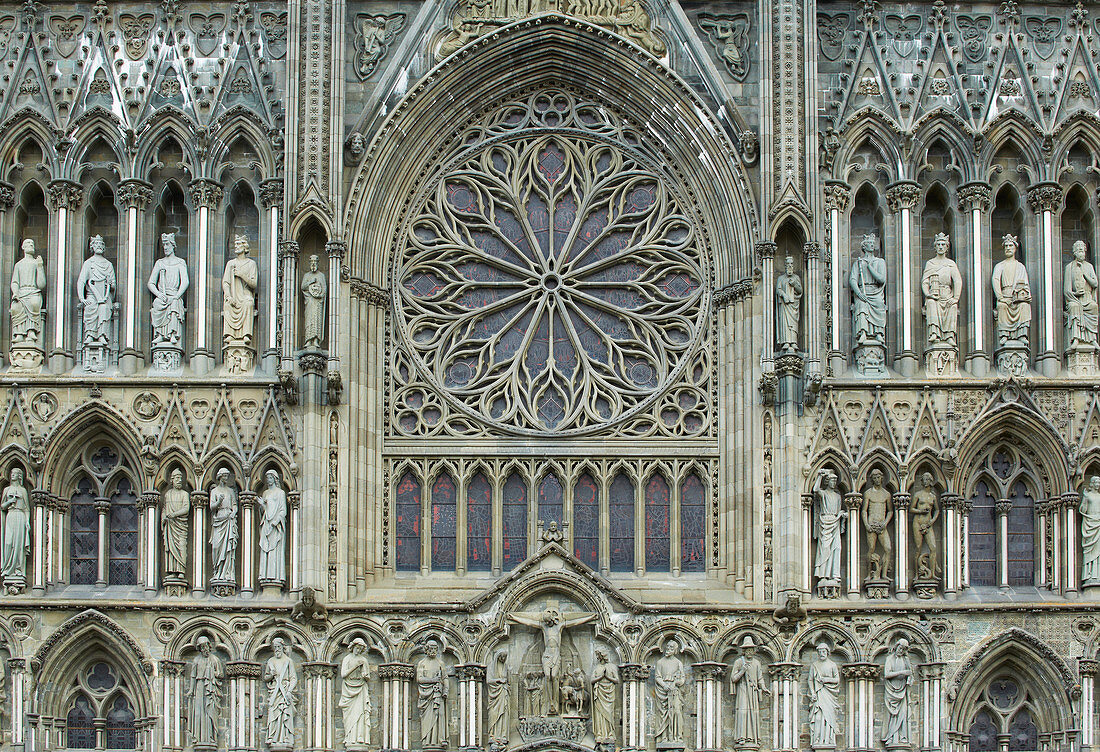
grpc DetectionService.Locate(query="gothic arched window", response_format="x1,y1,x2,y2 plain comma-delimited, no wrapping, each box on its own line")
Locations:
645,473,671,571
609,473,635,572
64,659,139,751
394,470,421,572
573,472,599,568
69,477,99,586
430,471,457,570
67,443,140,587
466,471,492,572
66,693,96,749
967,675,1041,752
967,444,1039,589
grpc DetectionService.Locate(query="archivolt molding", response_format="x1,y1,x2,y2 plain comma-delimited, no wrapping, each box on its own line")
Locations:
32,609,155,677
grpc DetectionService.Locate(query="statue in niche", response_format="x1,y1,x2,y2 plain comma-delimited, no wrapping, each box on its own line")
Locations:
522,670,544,716
148,232,189,347
1,467,30,589
162,468,190,581
10,238,45,347
776,255,802,352
258,469,287,586
849,233,887,363
1065,240,1099,351
209,468,239,587
222,235,258,346
507,605,595,715
911,472,941,581
486,651,509,747
882,638,913,747
417,639,448,749
590,649,619,749
1081,476,1100,587
339,637,371,748
77,234,116,348
264,637,297,750
861,469,893,581
921,232,962,348
301,254,327,349
729,635,769,745
187,635,224,749
991,233,1031,350
808,641,840,749
812,470,844,591
653,639,686,746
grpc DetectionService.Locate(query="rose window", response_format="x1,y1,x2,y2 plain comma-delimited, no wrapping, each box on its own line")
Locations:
394,130,706,435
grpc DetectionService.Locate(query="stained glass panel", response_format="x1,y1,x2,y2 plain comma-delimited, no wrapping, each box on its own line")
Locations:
1007,480,1035,587
431,473,457,571
69,477,98,585
680,473,705,572
503,473,528,571
67,694,96,749
969,480,997,587
108,478,138,586
968,710,998,752
105,694,137,749
395,472,421,571
609,473,635,572
1007,708,1037,751
645,474,671,571
467,472,492,571
538,474,564,529
573,473,598,568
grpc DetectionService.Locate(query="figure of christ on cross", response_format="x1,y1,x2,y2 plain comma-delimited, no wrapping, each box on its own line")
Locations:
507,605,596,715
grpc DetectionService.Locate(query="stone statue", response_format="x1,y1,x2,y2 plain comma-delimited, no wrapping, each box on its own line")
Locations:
258,469,287,585
264,637,297,750
523,670,543,717
77,235,116,345
1065,240,1098,352
417,639,448,749
222,235,258,346
921,232,962,348
812,470,844,589
486,651,509,745
729,635,769,744
301,254,326,349
10,238,46,346
776,255,802,352
882,638,913,746
209,468,239,585
653,639,686,745
148,232,189,346
991,233,1031,349
162,468,190,579
911,472,941,581
507,606,595,714
560,667,588,717
861,469,893,581
291,586,328,625
808,641,840,749
187,635,224,748
590,648,619,748
1081,476,1100,586
849,233,887,374
339,638,371,748
1,467,30,587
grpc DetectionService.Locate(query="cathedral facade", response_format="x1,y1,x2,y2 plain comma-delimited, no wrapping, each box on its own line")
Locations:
0,0,1097,751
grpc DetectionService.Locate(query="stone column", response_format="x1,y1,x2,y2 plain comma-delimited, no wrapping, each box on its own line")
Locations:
259,179,283,366
886,180,921,375
160,659,186,750
226,660,261,752
1027,182,1063,375
919,661,945,751
378,662,414,751
1042,499,1057,591
190,491,209,597
280,240,300,374
140,490,160,596
52,495,68,585
843,662,879,751
239,490,257,596
1066,492,1082,595
769,662,799,752
804,241,823,374
8,658,26,747
456,664,486,751
621,663,650,751
326,241,346,403
1081,659,1098,750
693,661,726,751
116,179,153,372
844,492,862,598
94,496,110,587
801,493,813,593
289,490,301,593
188,179,223,375
46,179,83,371
961,496,973,590
824,182,851,375
303,662,337,751
757,241,777,373
957,182,992,375
996,498,1013,590
939,494,961,597
893,492,911,598
31,489,50,594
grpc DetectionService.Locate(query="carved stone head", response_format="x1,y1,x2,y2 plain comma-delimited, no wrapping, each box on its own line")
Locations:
89,235,106,256
216,467,232,486
265,469,280,487
170,468,184,489
921,471,934,488
860,233,877,256
1002,234,1018,258
10,467,23,485
272,636,287,656
662,638,679,656
893,637,909,655
815,640,831,659
869,468,884,487
351,637,367,654
309,254,320,272
784,255,794,274
161,233,176,256
234,235,250,255
197,635,211,655
21,238,35,257
1074,240,1088,261
934,232,949,256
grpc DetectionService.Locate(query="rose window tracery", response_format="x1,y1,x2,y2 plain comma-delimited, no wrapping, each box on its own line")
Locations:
393,94,707,435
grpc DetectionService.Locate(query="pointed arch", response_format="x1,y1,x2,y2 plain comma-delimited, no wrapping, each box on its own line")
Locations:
912,111,974,179
212,108,276,178
953,404,1069,498
1051,112,1100,171
833,110,904,184
41,402,145,494
135,108,199,177
982,111,1044,183
0,109,59,178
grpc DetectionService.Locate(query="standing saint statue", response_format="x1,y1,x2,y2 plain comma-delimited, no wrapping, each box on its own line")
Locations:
222,235,258,346
729,635,769,745
1,467,30,588
1081,476,1100,587
148,233,189,346
882,638,913,747
991,234,1031,349
486,651,509,746
187,635,224,749
506,606,596,714
921,232,962,348
162,469,190,580
258,469,287,586
77,235,116,345
808,641,840,749
861,469,893,581
813,470,844,590
590,649,619,749
1065,240,1099,352
339,638,372,748
209,468,239,586
10,238,46,347
849,233,887,374
776,255,803,352
653,639,686,746
911,472,941,581
301,254,327,349
264,637,297,750
417,640,448,749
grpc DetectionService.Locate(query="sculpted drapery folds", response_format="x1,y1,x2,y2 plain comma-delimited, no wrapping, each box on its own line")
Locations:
301,254,327,349
507,606,595,715
1,467,29,585
187,636,224,748
813,469,844,586
258,469,287,584
590,649,619,745
487,650,509,744
808,642,840,748
1065,239,1099,351
10,238,45,346
339,638,372,747
161,468,190,577
653,639,686,744
776,255,803,352
849,233,887,348
992,233,1032,349
148,232,189,346
922,232,962,349
264,637,297,749
77,235,116,346
209,468,239,585
1082,476,1100,586
729,635,769,744
223,235,258,347
417,640,448,748
882,638,913,746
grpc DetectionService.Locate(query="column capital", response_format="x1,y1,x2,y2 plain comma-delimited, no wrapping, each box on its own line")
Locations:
1061,492,1081,510
803,241,821,261
995,498,1014,517
823,180,851,211
885,180,921,212
139,491,160,510
841,661,881,680
801,493,814,510
302,661,337,679
238,490,258,510
1080,658,1099,677
259,178,284,209
755,241,777,264
918,661,946,679
378,662,415,681
691,661,727,680
940,492,963,512
117,179,154,210
351,278,388,307
190,491,209,509
93,497,111,514
1026,181,1063,213
620,663,651,681
455,663,486,681
279,239,300,261
159,659,186,677
188,178,223,209
0,180,15,209
289,490,301,510
7,657,26,672
31,489,52,507
768,661,801,681
892,492,912,511
957,181,992,212
843,491,863,511
225,660,263,679
47,179,83,211
326,240,347,260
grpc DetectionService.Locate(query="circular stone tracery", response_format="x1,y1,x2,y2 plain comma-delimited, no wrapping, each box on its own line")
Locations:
394,127,706,435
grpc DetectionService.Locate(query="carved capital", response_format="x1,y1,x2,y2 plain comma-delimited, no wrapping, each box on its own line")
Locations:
378,662,415,681
117,180,154,210
0,180,15,209
892,492,911,511
351,279,388,307
1027,182,1063,214
7,657,26,673
691,661,727,680
823,181,851,212
803,241,821,261
995,498,1014,517
188,179,223,209
843,492,863,511
1080,658,1099,678
620,663,651,682
259,179,284,209
768,661,801,681
289,491,301,511
842,662,881,680
140,491,160,510
755,241,777,264
326,240,347,261
93,497,111,514
940,492,963,512
957,181,992,212
225,660,263,679
455,663,486,681
279,240,300,262
190,491,209,510
801,493,814,511
1065,492,1083,511
160,659,186,677
918,661,946,680
776,353,805,378
303,661,337,679
238,490,258,510
47,179,83,212
31,489,52,508
885,180,921,213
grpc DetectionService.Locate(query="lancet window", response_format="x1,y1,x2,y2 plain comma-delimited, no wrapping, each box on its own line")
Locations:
966,444,1039,589
66,444,140,587
63,659,138,751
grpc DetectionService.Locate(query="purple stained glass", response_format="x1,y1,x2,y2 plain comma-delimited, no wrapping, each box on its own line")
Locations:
431,473,457,571
645,474,671,571
609,474,635,572
969,480,997,587
502,474,527,571
680,473,706,572
395,472,421,571
69,477,98,585
467,473,492,572
108,478,139,586
538,474,564,529
573,474,599,568
1007,480,1035,587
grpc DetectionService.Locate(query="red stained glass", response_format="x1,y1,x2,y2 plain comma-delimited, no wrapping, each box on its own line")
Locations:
395,472,421,571
573,474,599,568
467,473,492,571
502,473,527,571
645,474,670,571
431,473,457,570
680,473,705,572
